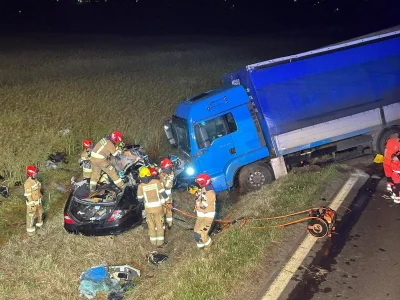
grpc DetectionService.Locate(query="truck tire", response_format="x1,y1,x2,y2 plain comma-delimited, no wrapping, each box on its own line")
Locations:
238,162,274,193
378,127,400,154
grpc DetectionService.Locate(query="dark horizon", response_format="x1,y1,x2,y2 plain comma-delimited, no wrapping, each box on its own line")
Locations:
1,0,399,37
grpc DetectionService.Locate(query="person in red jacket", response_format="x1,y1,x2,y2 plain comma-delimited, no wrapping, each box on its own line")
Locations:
383,133,400,192
390,154,400,204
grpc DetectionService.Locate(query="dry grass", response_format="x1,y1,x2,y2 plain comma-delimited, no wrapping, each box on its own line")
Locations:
0,34,335,299
0,164,340,300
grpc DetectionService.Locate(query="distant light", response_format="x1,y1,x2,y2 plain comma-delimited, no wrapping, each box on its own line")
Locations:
335,8,339,11
18,10,22,13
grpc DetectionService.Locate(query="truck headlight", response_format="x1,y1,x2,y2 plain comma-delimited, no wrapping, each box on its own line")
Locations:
186,167,195,176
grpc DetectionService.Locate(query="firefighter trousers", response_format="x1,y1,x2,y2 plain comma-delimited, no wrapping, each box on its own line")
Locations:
146,212,165,246
90,158,124,191
26,204,43,235
194,217,213,249
163,197,173,227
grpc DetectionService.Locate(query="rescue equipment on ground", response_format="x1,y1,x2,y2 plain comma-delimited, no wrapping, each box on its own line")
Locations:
165,203,338,239
307,207,337,238
187,184,199,195
147,251,169,266
0,186,9,198
79,264,140,300
373,153,384,163
48,152,68,164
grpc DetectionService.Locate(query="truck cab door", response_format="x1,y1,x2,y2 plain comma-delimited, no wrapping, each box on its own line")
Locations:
192,113,238,189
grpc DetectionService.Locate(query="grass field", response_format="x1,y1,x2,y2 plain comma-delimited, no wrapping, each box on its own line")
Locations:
0,33,336,299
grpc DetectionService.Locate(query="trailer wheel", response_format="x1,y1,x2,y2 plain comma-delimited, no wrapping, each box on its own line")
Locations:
238,162,274,193
378,127,400,154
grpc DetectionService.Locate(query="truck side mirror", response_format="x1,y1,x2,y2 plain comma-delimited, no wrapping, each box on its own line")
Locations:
164,120,176,146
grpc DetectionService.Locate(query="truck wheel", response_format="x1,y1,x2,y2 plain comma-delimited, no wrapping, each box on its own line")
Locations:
378,127,400,154
238,162,274,193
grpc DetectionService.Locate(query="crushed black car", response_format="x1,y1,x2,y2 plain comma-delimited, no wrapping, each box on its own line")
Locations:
64,145,151,236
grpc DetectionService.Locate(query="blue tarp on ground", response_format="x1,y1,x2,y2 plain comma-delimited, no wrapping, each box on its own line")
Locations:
79,265,123,300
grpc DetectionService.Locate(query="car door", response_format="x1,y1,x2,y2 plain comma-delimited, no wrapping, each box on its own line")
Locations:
193,113,238,180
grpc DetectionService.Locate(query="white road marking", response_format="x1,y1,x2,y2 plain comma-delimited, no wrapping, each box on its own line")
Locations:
261,172,366,300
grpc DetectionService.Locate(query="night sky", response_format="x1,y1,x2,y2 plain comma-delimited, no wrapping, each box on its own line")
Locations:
1,0,399,35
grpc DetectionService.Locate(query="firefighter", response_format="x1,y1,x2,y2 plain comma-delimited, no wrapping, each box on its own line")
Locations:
159,158,174,228
89,131,125,192
23,165,43,236
383,132,400,193
137,167,169,246
192,173,215,250
390,154,400,204
80,139,93,184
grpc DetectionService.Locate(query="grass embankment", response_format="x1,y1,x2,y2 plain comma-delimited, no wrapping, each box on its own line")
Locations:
0,164,340,300
0,35,273,246
0,34,334,299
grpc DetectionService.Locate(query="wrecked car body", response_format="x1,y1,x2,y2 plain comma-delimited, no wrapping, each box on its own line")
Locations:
64,145,151,236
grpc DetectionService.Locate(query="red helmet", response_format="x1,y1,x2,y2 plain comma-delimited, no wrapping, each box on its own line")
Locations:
195,173,211,188
160,158,173,169
83,139,93,150
26,165,38,177
149,167,158,177
110,131,123,144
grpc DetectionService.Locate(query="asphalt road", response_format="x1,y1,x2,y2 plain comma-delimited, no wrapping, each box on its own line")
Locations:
280,157,400,300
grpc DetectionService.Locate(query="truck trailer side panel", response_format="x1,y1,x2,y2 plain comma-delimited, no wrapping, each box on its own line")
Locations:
250,36,400,136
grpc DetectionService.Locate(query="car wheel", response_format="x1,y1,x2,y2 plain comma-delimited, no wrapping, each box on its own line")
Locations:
238,162,274,193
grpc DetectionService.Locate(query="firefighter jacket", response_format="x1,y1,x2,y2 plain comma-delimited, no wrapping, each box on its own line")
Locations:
159,170,174,196
80,150,92,170
195,186,216,219
384,139,400,164
24,177,42,205
137,179,168,214
91,138,120,160
391,160,400,184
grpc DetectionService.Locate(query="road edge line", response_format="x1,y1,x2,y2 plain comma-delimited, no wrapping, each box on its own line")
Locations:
261,172,365,300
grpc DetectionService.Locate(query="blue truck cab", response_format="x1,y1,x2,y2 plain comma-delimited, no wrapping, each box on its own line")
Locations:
167,85,271,192
165,27,400,193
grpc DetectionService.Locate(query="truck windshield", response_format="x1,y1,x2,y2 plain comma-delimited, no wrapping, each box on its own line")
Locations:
171,116,190,155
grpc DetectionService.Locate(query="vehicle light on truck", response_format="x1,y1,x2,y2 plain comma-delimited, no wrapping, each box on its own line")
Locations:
186,167,195,176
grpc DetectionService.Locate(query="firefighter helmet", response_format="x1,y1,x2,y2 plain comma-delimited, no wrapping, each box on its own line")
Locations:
83,139,93,150
139,167,151,178
195,173,211,188
26,165,38,177
160,158,173,169
110,131,123,144
149,167,158,177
